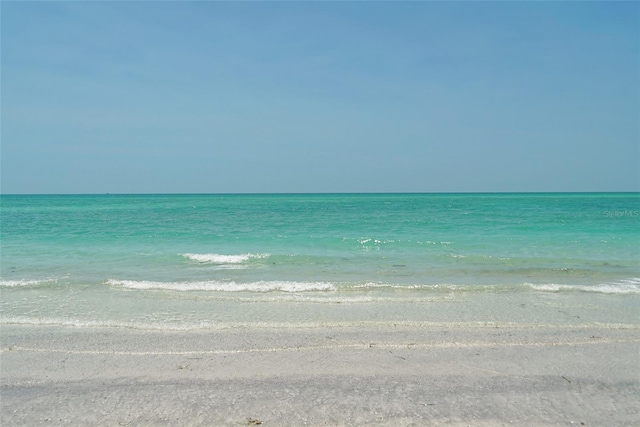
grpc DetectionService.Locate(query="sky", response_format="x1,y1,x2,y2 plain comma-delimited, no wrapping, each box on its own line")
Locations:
2,1,639,194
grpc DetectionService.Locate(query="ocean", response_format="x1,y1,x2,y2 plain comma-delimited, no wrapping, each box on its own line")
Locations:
1,193,638,330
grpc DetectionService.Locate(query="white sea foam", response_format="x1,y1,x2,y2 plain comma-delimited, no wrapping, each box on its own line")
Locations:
617,278,640,285
0,278,54,287
106,279,335,293
0,316,220,331
528,279,640,295
351,282,462,292
351,281,640,295
181,253,268,264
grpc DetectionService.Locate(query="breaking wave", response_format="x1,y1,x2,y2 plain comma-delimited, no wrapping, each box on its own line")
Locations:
352,280,640,295
106,279,335,293
181,253,269,264
0,278,59,287
527,278,640,295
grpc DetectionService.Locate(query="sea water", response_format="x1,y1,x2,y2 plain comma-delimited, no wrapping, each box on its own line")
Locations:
1,193,638,329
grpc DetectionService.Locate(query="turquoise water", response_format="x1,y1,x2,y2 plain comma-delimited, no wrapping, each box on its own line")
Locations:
1,193,639,329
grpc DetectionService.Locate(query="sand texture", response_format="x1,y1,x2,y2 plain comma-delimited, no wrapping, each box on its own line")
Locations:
1,323,639,426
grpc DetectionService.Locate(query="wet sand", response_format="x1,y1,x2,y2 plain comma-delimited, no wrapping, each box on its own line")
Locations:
1,323,639,426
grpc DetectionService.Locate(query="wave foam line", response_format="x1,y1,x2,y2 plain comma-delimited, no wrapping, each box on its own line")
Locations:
353,281,640,295
3,318,638,337
0,278,56,287
0,316,217,331
181,253,268,264
617,277,640,285
4,317,637,331
528,281,640,295
5,337,640,356
107,279,335,292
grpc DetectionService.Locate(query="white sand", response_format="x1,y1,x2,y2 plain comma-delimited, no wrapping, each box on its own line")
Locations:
1,323,639,426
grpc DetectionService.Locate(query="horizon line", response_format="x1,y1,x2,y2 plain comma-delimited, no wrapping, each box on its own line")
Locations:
2,191,639,197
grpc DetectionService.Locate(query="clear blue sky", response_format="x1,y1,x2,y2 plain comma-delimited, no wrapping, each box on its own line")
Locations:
2,1,639,194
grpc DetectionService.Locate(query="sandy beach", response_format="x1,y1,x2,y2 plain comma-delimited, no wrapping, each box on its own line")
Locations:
3,0,640,421
2,323,638,426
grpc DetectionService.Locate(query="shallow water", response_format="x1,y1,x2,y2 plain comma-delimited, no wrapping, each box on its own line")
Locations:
2,193,638,329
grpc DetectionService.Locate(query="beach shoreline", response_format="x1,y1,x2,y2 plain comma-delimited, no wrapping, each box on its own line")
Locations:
2,323,638,426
